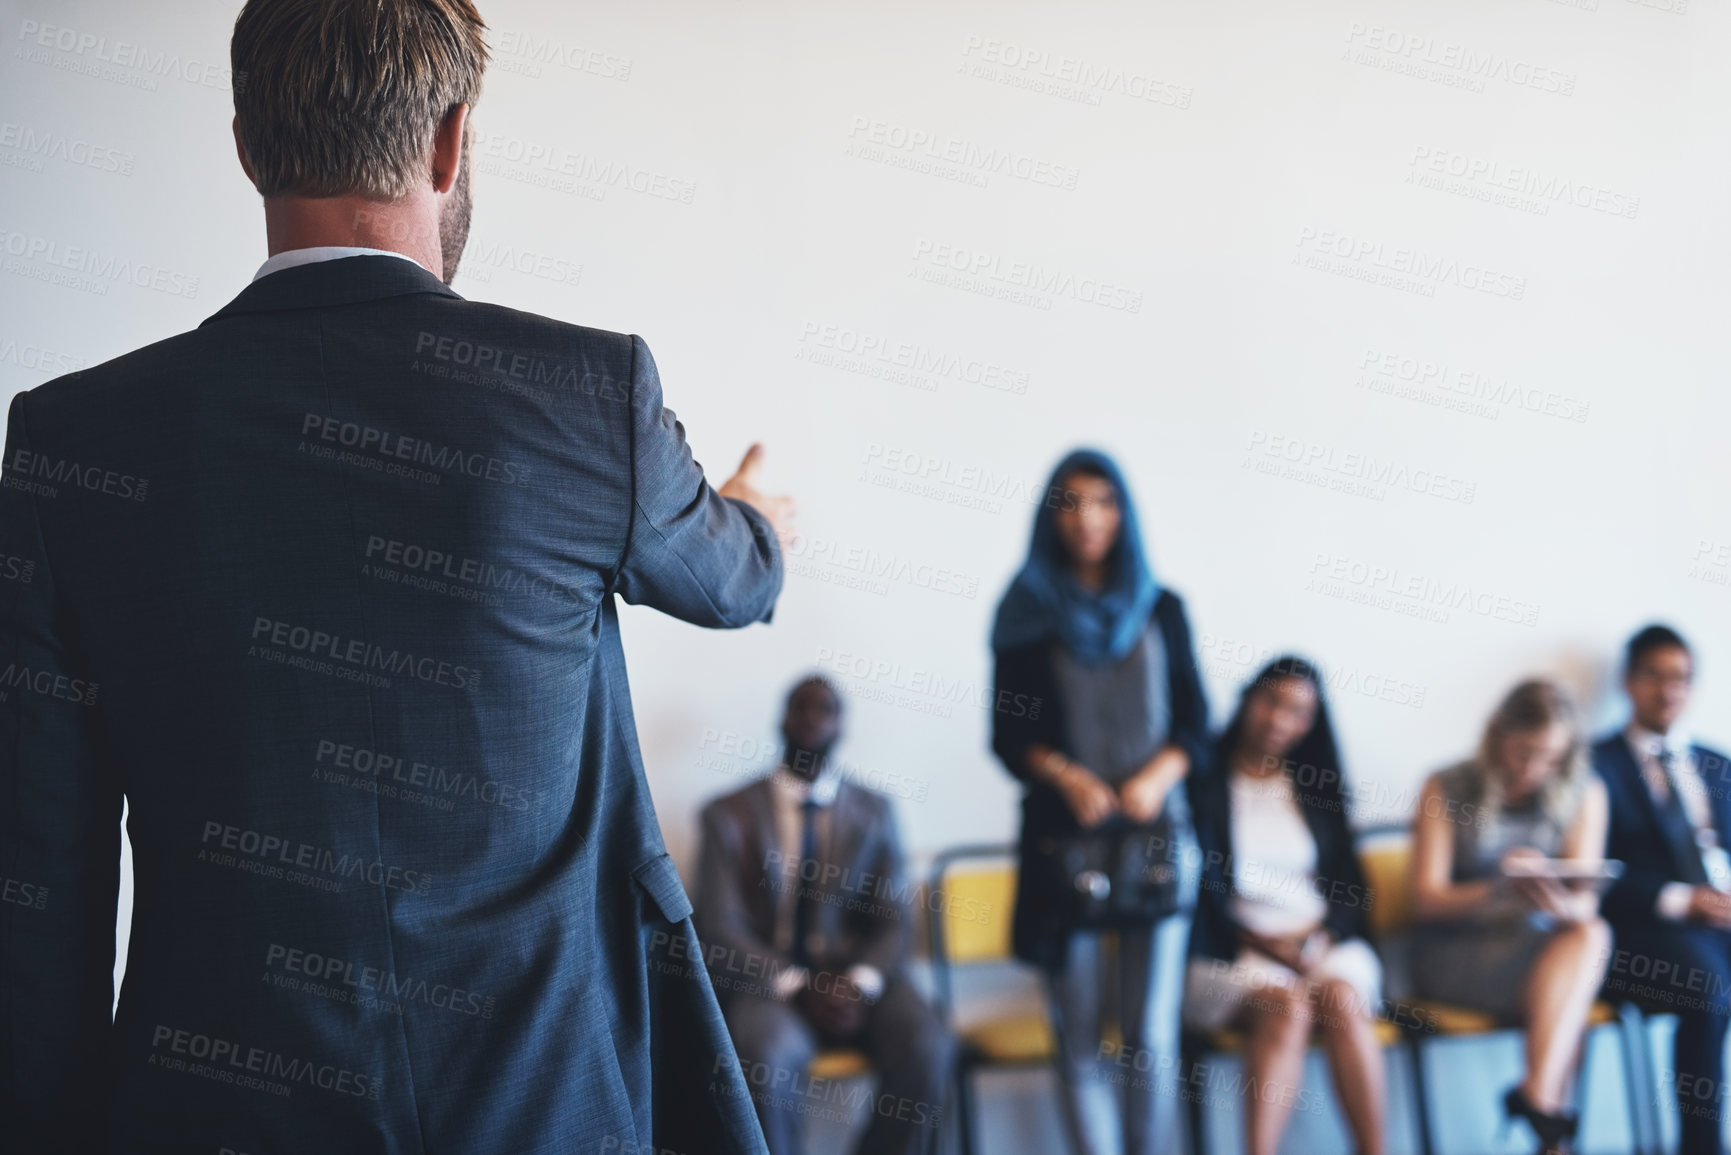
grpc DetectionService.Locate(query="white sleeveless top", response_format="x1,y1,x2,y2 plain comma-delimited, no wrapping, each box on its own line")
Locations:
1227,769,1330,937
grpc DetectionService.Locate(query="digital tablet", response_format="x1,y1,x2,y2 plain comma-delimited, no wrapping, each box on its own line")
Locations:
1500,858,1625,882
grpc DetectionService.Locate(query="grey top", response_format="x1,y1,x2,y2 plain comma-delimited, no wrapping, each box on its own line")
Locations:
1429,758,1573,925
1050,618,1171,786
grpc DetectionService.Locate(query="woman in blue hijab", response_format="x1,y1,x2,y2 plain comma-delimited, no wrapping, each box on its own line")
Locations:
990,448,1210,1155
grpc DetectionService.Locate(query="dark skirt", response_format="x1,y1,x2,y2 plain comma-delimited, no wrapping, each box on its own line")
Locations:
1409,916,1559,1022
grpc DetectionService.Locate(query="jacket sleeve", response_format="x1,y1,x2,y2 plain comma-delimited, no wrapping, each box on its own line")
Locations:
990,642,1053,782
0,391,123,1153
1601,860,1668,923
1594,751,1669,923
692,801,798,983
611,335,783,627
848,799,913,976
1186,761,1240,962
1158,591,1210,773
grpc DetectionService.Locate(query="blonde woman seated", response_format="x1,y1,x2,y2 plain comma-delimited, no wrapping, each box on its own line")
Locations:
1183,657,1385,1155
1409,679,1610,1155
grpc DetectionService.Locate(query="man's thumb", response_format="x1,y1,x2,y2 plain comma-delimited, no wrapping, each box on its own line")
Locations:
733,442,766,482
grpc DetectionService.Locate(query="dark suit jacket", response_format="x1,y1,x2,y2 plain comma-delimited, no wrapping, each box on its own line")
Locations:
1185,732,1372,962
988,589,1210,968
693,777,912,999
1594,730,1731,925
0,255,782,1154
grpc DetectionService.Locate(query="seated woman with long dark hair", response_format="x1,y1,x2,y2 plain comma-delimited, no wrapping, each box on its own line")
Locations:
1184,656,1385,1155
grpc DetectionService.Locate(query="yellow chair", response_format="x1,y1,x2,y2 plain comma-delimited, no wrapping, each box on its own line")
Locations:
926,844,1051,1155
1362,826,1652,1155
808,1048,872,1081
801,1043,878,1150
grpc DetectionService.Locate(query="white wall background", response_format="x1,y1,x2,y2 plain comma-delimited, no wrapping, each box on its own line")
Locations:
2,1,1727,1150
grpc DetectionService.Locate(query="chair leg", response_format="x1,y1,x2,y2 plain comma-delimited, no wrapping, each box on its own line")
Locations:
1616,1003,1656,1155
953,1059,977,1155
1181,1044,1207,1155
1407,1035,1436,1155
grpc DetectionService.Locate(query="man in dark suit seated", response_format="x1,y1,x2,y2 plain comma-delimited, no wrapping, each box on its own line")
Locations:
1597,624,1731,1155
695,675,955,1155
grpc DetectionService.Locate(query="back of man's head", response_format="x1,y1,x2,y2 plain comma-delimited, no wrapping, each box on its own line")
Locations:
231,0,490,200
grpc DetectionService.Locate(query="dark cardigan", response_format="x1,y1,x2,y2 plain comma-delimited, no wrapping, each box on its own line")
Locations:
1184,730,1373,963
990,589,1211,969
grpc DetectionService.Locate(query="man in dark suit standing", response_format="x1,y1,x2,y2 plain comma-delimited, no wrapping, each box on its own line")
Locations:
1597,624,1731,1155
695,676,955,1155
0,2,792,1152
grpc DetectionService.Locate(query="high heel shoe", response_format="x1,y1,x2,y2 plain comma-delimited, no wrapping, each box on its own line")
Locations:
1499,1084,1579,1155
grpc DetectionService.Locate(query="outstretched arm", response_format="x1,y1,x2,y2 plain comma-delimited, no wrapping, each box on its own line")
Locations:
611,335,787,627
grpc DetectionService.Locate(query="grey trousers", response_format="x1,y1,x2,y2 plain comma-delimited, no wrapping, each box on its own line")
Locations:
1045,913,1192,1155
723,976,958,1155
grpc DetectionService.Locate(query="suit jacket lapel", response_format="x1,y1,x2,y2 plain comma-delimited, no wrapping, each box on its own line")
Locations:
1609,733,1656,830
827,782,866,881
1613,734,1694,879
742,779,781,943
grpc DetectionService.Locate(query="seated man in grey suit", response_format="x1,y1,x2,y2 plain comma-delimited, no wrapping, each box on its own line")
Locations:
696,675,956,1155
0,2,791,1152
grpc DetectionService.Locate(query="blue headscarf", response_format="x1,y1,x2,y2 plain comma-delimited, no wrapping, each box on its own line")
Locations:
989,448,1161,664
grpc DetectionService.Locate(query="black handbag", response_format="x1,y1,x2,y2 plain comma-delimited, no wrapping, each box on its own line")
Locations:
1031,810,1182,930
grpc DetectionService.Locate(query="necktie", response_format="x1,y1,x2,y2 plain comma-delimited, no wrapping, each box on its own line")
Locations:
788,798,820,968
1655,747,1712,886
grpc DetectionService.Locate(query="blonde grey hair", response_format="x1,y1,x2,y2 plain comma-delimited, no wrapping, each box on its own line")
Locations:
231,0,490,199
1468,677,1590,832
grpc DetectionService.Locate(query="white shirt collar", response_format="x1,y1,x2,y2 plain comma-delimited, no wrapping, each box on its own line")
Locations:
1626,719,1691,759
252,246,426,283
771,757,843,808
